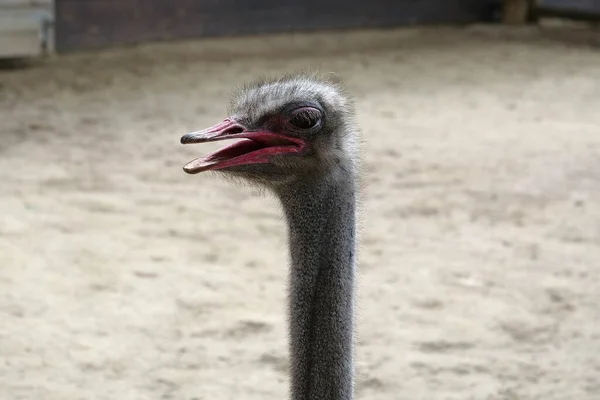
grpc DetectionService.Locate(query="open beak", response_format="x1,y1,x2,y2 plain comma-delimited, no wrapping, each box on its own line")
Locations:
180,118,306,174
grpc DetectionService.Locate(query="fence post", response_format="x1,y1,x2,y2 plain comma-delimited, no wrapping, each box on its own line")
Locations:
503,0,530,24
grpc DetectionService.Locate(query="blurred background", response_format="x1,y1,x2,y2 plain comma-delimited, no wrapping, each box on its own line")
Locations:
1,1,599,399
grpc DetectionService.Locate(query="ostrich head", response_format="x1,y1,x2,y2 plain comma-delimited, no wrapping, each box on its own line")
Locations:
181,74,357,188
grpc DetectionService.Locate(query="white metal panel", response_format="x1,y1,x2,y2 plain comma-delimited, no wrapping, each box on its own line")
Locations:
0,0,52,6
0,0,53,58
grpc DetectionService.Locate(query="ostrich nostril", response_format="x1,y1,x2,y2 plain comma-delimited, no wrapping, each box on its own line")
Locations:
226,126,244,135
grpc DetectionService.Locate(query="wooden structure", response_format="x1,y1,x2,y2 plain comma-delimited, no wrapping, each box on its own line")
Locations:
54,0,496,52
2,0,599,57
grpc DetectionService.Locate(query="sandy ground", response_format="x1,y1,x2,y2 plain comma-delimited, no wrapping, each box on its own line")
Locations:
1,25,600,400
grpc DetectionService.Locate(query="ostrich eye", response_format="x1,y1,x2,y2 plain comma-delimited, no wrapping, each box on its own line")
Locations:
289,107,321,130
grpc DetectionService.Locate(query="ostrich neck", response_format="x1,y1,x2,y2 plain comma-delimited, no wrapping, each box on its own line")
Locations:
278,167,356,400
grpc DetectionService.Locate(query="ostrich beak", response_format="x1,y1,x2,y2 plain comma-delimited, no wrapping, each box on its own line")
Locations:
180,119,244,145
180,118,306,174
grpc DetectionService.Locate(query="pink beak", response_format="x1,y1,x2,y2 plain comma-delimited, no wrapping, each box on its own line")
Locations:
180,118,306,174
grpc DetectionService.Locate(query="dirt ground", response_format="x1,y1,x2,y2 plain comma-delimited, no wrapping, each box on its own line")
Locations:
1,25,599,400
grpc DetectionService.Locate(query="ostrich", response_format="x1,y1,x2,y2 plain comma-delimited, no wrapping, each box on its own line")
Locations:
181,74,359,400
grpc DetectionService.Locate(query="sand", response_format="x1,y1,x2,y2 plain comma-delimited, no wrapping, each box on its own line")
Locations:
1,25,599,400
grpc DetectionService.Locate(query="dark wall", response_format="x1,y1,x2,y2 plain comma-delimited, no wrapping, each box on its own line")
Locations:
536,0,600,19
55,0,496,53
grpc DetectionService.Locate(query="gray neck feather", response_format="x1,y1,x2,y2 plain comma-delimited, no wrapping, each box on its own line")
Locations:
276,165,356,400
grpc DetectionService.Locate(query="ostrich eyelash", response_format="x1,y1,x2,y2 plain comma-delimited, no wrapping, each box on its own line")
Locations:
289,107,321,129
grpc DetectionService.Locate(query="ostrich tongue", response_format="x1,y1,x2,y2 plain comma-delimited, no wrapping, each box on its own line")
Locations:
181,118,305,174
